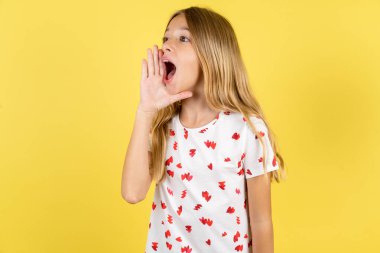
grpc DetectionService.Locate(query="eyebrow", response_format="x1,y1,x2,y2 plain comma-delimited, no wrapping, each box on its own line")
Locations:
165,27,190,32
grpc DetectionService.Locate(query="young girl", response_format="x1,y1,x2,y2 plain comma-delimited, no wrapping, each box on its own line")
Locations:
121,6,286,253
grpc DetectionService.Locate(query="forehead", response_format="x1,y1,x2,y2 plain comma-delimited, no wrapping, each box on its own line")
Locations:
165,14,189,33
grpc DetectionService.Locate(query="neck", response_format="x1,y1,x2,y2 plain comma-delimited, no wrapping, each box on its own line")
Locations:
179,89,219,127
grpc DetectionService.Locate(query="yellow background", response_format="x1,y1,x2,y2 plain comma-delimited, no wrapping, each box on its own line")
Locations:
1,0,379,252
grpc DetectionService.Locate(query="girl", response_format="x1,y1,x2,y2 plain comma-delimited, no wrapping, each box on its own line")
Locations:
122,6,286,253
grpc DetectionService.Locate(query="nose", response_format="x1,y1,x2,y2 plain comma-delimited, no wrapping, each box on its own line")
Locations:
162,40,173,54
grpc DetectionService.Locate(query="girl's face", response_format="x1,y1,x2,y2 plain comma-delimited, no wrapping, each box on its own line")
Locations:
162,13,203,94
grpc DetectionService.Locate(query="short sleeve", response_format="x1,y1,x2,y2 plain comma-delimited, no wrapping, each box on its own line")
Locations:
148,132,152,152
243,117,279,179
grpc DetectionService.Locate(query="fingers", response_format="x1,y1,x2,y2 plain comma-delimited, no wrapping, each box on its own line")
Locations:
146,45,162,78
141,59,148,80
169,91,193,104
159,49,164,76
153,45,159,76
147,48,154,77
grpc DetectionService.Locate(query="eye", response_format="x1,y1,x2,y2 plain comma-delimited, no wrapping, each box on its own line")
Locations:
162,35,190,44
179,35,190,42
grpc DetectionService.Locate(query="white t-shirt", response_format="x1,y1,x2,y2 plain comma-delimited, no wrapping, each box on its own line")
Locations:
145,110,279,253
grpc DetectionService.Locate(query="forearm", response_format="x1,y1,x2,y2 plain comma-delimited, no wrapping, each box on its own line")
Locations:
121,106,155,203
251,220,274,253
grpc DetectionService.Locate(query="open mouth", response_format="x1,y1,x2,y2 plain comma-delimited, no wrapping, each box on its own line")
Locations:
164,61,176,81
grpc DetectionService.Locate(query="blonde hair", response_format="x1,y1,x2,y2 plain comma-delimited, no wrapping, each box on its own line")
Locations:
149,6,286,185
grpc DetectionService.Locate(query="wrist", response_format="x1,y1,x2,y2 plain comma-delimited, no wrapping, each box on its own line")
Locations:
137,104,157,118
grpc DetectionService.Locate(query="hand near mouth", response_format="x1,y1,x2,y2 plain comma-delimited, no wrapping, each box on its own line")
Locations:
139,44,193,114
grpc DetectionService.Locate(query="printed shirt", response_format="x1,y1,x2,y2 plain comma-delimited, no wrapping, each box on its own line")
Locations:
145,110,279,253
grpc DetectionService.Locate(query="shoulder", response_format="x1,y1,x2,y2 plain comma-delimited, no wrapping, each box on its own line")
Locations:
247,115,267,130
217,111,269,144
239,113,270,143
232,112,266,128
223,111,266,130
220,110,249,124
218,111,246,131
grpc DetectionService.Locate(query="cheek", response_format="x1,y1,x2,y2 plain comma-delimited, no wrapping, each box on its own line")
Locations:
176,52,202,89
182,51,199,72
183,56,201,78
180,62,201,88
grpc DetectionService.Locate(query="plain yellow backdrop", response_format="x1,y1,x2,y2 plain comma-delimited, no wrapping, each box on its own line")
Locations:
1,0,379,252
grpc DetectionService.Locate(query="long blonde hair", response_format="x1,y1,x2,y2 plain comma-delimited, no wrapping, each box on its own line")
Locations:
149,6,286,185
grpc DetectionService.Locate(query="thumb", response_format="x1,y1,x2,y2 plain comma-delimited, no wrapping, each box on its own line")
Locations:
169,91,193,104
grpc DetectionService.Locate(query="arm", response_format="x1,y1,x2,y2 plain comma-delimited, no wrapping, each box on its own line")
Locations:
247,174,275,253
121,105,155,204
121,45,193,204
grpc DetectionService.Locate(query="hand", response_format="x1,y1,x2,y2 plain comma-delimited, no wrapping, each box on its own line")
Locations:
138,44,193,113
